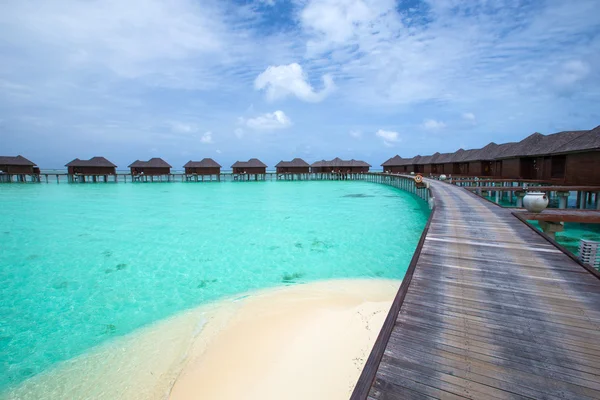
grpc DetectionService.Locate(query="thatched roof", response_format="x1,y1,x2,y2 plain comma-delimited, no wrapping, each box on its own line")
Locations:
543,127,600,154
66,157,116,167
379,125,599,166
433,152,454,163
231,158,267,168
128,158,171,168
312,157,371,167
381,155,405,166
183,158,222,168
275,158,310,167
0,155,36,166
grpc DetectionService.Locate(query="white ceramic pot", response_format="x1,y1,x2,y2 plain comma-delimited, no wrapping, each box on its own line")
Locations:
410,172,415,175
523,192,548,213
439,174,447,181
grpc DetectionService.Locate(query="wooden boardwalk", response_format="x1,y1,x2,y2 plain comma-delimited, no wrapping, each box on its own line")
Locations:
354,179,600,400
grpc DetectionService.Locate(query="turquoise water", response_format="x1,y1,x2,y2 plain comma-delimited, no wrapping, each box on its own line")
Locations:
0,180,428,391
530,221,600,257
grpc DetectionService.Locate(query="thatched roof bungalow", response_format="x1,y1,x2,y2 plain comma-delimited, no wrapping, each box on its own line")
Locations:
231,158,267,174
184,158,221,175
128,158,172,175
0,155,38,174
380,124,600,184
66,157,117,175
275,158,310,174
311,158,371,173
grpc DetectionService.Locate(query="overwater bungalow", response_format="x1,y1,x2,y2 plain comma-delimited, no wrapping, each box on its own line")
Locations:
128,158,172,182
381,155,408,173
184,159,221,175
183,158,221,181
495,129,600,183
231,158,267,180
0,155,39,182
275,158,310,180
128,158,172,176
65,157,117,183
381,124,600,185
275,158,310,174
311,157,371,173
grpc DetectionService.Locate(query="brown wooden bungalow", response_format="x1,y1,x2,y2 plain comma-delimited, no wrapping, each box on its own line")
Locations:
311,157,371,173
0,155,39,182
183,158,221,175
551,126,600,185
66,157,117,176
493,131,578,180
432,153,454,175
381,155,407,173
231,158,267,175
128,158,172,176
0,155,38,174
380,124,600,185
275,158,310,174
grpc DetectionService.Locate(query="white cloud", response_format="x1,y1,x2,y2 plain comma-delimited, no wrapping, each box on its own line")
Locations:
375,129,400,147
200,131,214,143
241,111,292,131
552,60,592,94
171,122,197,133
422,119,447,130
462,113,476,121
216,149,222,154
254,63,335,103
234,128,245,138
349,130,362,138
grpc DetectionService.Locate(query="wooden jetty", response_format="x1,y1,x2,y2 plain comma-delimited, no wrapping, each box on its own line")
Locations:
352,178,600,400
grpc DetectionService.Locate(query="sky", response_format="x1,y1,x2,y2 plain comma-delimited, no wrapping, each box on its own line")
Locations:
1,0,599,169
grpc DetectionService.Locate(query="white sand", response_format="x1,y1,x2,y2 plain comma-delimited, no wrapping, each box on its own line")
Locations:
4,279,399,400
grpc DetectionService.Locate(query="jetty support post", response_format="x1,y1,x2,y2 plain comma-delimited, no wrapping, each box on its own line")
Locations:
556,191,570,209
515,191,526,208
539,221,564,240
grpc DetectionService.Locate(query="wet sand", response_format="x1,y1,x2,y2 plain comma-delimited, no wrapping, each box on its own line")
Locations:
4,279,399,400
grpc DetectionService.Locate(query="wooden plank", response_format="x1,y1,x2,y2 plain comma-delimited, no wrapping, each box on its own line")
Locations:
350,179,600,400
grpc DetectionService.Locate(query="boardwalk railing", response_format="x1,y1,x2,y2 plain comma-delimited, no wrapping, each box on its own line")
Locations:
350,180,436,400
3,171,432,202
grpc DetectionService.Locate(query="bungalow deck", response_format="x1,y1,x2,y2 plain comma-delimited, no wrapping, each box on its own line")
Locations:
352,179,600,400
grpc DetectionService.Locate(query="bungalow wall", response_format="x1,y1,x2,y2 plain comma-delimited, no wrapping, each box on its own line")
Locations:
185,167,220,175
500,158,520,179
564,151,600,185
452,163,469,175
277,167,310,173
441,163,453,175
383,166,405,173
131,167,170,176
468,162,482,177
0,165,35,174
423,164,432,174
68,166,116,175
233,167,266,174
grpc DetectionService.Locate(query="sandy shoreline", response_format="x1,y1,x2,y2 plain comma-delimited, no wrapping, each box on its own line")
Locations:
4,279,399,400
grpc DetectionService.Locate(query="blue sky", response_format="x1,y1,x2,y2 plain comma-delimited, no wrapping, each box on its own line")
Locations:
1,0,599,169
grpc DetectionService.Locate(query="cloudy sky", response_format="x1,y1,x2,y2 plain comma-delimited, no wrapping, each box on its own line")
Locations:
1,0,599,169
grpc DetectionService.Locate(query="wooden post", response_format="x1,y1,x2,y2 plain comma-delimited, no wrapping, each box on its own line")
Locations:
556,192,569,209
579,191,586,209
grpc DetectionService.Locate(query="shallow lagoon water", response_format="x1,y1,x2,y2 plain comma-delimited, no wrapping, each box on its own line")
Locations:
0,180,429,391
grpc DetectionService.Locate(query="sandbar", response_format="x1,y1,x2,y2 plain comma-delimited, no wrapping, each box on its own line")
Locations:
4,279,399,400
